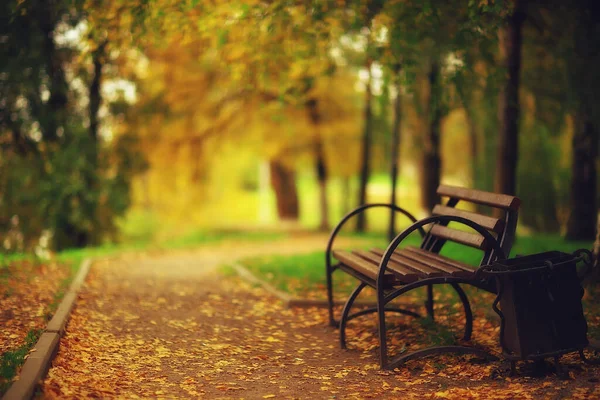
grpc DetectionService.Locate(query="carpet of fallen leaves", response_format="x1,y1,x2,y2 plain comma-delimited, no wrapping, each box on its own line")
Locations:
41,239,600,399
0,259,70,354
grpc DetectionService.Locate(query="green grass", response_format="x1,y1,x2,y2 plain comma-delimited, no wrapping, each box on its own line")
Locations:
417,317,457,346
0,229,288,271
0,329,43,395
240,234,594,298
159,230,285,250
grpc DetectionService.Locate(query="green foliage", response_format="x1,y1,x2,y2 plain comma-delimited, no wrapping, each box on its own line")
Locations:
1,131,147,251
0,0,148,251
517,125,565,232
0,329,43,395
417,317,457,346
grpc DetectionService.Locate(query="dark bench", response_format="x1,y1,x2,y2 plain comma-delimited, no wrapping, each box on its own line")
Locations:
325,185,520,369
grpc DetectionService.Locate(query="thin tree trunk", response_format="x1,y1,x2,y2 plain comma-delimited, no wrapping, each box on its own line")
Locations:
356,58,373,232
341,176,351,217
465,107,479,187
38,5,68,142
389,64,402,240
566,111,598,240
307,98,329,231
456,85,480,188
79,41,108,247
591,214,600,283
89,41,107,145
315,140,329,231
269,160,299,221
420,59,442,213
495,1,524,197
565,2,599,241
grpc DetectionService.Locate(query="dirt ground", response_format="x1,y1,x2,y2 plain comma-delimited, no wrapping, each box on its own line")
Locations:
41,236,600,399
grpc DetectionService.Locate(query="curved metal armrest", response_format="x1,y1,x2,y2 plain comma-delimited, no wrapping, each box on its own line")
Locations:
377,215,507,287
574,248,595,281
325,203,423,270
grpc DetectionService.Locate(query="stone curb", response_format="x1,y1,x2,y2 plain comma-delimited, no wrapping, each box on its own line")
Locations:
46,259,91,334
2,258,92,400
232,262,368,309
231,263,293,305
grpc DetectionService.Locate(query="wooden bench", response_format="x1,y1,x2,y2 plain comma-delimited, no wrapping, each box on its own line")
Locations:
325,185,520,369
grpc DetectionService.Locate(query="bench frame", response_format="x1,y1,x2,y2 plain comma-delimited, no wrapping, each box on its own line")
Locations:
326,185,520,369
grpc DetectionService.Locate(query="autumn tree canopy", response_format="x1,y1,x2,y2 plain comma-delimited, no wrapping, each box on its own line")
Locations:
1,0,599,249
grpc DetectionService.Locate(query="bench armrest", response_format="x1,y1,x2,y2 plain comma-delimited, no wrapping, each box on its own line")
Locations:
376,215,506,287
326,204,423,272
574,248,594,281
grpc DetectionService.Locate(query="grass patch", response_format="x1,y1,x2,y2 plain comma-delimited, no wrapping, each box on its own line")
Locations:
0,329,43,395
417,317,457,346
242,252,336,295
240,234,593,299
160,230,285,250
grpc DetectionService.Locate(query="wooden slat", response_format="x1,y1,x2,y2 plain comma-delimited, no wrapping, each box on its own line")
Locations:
372,247,476,278
403,246,476,272
432,205,504,233
332,250,396,284
370,249,444,278
353,250,420,283
437,185,520,210
396,249,475,278
429,225,487,250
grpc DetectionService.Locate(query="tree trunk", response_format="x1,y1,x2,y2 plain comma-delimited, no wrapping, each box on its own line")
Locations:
315,140,329,231
389,64,402,240
591,214,600,283
89,41,107,145
565,111,598,240
420,59,442,213
494,2,524,197
38,4,68,142
457,87,480,189
306,98,329,231
356,58,373,232
341,176,351,217
565,1,600,241
269,160,299,221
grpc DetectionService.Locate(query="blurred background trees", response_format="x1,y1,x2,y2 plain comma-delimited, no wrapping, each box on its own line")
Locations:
1,0,598,251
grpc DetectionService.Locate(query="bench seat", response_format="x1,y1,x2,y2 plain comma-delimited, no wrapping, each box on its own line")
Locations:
333,246,476,286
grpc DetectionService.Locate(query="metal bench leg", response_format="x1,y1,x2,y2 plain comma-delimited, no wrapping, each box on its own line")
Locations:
377,287,390,369
510,361,517,376
326,267,337,327
425,284,434,320
340,282,367,349
451,283,473,341
387,345,498,369
375,279,486,370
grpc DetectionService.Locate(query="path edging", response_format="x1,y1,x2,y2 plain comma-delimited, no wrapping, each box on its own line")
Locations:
231,263,374,308
231,263,293,305
2,258,92,400
231,262,422,310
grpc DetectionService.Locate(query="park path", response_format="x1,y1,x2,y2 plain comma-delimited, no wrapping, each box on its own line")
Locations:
41,234,404,399
41,234,600,399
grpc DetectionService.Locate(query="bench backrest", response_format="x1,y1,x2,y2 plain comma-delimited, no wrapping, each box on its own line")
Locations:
422,185,520,266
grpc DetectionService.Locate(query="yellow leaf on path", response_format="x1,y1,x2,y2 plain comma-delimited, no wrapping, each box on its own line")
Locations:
263,395,276,399
434,391,450,398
